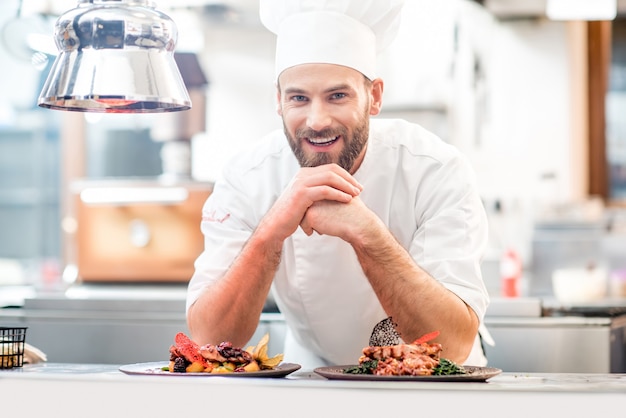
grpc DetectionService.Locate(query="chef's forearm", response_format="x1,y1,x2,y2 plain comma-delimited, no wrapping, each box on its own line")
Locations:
188,229,283,347
351,220,478,363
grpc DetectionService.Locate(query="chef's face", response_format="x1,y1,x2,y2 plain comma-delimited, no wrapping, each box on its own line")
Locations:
277,63,383,174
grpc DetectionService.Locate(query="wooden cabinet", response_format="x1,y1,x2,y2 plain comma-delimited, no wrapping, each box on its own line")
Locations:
71,180,212,283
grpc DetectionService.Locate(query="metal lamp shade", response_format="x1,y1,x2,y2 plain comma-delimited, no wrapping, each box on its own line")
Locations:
38,0,191,113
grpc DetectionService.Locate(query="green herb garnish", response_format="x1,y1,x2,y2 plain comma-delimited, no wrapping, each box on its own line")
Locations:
343,360,378,374
432,358,466,375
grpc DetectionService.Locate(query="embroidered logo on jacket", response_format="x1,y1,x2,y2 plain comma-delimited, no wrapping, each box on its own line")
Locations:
203,210,231,223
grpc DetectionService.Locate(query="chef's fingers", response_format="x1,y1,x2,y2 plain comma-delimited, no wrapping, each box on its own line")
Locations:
263,165,360,240
319,163,363,192
300,199,359,240
296,164,363,197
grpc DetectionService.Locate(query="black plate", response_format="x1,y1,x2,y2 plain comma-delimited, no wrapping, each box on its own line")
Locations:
119,361,301,378
314,365,502,382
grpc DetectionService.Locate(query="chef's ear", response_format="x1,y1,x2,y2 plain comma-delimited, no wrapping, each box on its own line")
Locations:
369,78,384,116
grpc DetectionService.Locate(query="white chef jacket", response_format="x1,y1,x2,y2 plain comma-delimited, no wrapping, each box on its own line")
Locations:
187,118,491,369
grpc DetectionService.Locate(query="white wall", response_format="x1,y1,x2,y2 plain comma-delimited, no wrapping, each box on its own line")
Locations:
191,19,280,182
450,3,575,264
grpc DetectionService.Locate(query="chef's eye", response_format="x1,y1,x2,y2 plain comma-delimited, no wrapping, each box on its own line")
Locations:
291,95,308,102
330,92,347,100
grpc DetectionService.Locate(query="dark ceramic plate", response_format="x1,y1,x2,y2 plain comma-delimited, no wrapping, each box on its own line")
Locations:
314,365,502,382
119,361,301,378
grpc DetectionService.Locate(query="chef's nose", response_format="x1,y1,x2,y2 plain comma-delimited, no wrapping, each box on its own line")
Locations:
306,101,332,131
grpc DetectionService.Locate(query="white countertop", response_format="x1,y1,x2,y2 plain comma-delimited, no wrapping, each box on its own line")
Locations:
1,363,625,417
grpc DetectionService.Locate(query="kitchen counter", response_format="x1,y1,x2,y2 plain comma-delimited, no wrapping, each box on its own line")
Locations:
0,284,285,364
6,285,626,373
1,363,625,417
484,297,626,373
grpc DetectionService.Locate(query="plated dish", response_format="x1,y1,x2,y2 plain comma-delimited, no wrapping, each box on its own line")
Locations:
120,361,301,378
314,365,502,382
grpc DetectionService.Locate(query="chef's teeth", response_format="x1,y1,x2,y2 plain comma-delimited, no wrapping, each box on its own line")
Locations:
308,136,337,144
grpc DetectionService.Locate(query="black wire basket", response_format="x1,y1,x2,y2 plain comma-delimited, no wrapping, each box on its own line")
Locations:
0,327,27,369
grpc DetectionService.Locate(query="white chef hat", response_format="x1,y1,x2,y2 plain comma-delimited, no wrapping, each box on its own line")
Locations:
259,0,406,81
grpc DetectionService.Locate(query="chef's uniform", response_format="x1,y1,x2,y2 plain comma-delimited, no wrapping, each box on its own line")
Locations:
187,118,491,369
186,0,493,370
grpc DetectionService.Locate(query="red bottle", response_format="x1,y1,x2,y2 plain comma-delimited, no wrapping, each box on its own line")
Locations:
500,249,521,298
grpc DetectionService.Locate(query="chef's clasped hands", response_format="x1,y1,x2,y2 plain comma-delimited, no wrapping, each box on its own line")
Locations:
265,163,378,240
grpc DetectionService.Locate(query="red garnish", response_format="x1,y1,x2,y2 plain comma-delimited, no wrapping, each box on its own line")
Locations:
413,330,440,345
174,332,208,367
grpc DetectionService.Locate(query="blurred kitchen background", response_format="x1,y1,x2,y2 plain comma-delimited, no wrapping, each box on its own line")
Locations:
2,0,626,372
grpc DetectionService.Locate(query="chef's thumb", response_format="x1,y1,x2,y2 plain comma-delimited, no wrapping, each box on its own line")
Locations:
299,223,319,237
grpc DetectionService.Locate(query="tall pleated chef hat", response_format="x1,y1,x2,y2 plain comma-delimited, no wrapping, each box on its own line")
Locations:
259,0,406,81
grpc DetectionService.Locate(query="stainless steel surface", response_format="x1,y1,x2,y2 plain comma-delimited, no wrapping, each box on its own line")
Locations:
7,284,626,373
38,0,191,113
0,284,285,364
484,314,626,373
485,297,542,317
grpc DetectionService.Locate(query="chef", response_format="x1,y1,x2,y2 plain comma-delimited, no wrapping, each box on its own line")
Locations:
186,0,492,369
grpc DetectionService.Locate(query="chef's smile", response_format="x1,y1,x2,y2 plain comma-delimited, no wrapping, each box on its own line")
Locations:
304,134,341,147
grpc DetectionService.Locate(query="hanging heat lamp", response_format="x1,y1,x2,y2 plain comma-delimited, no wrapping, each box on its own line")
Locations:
38,0,191,113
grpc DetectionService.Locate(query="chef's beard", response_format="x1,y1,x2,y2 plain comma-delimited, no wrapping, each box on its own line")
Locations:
284,109,370,173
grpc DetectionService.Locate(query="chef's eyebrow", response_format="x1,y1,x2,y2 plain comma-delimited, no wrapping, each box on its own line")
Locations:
283,87,306,95
325,84,352,93
283,84,353,95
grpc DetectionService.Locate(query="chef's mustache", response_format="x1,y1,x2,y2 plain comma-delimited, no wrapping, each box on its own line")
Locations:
296,127,347,139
